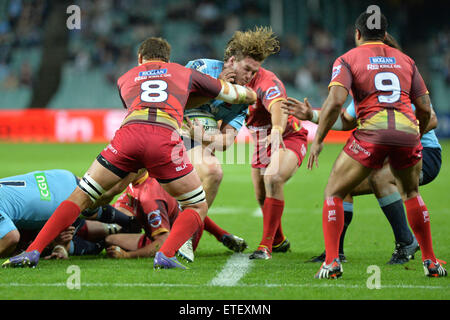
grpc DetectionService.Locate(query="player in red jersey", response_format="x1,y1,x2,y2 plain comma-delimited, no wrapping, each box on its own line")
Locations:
220,27,309,260
3,37,256,269
104,170,202,260
309,12,446,278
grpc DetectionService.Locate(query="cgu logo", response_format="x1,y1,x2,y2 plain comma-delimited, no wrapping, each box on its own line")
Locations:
34,173,51,201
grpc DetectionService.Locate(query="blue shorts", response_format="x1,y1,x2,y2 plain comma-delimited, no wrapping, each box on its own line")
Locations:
0,210,17,239
420,147,441,186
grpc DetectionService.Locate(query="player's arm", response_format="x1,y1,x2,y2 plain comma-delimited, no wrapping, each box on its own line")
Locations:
188,69,256,107
205,123,239,151
425,105,438,132
281,97,356,130
308,86,348,169
412,94,431,137
107,232,169,259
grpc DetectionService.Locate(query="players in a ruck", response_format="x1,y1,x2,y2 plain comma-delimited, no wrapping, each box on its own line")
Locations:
3,37,256,269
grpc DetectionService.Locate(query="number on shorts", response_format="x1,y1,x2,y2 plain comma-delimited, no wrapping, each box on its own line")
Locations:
374,72,401,103
0,181,26,187
140,80,168,103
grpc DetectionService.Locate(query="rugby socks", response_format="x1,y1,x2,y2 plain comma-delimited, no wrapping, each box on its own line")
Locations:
273,223,286,247
404,195,436,262
377,192,413,245
159,208,203,257
96,205,131,227
339,202,354,255
322,197,344,265
204,216,227,242
27,200,81,253
258,197,284,252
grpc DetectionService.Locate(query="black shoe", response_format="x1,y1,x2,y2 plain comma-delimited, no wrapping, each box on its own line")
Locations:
272,237,291,253
249,247,271,260
221,234,248,253
387,237,419,265
307,251,347,263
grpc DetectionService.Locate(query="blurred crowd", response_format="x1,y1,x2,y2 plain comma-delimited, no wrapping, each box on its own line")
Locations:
0,0,448,108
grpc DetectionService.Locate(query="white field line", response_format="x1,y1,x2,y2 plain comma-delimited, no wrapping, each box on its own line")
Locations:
209,253,253,287
1,282,449,290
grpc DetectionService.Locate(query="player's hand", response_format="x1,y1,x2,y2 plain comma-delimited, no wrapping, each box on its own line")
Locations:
184,116,205,142
54,226,75,245
307,140,323,170
281,97,313,121
265,127,286,152
218,68,236,83
44,245,69,260
106,246,129,259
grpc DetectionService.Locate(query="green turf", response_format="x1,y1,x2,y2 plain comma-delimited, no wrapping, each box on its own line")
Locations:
0,141,449,300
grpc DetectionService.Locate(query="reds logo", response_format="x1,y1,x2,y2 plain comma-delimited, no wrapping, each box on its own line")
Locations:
148,209,162,228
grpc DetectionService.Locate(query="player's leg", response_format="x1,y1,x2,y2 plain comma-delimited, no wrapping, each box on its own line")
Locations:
154,170,207,268
251,148,299,259
0,230,20,258
318,150,372,275
368,165,418,264
187,144,223,207
390,159,446,277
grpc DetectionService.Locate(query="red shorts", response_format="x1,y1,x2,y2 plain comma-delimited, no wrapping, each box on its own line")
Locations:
252,128,308,169
100,123,193,182
343,132,423,170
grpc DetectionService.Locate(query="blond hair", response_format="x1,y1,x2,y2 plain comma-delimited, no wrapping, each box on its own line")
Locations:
224,26,280,62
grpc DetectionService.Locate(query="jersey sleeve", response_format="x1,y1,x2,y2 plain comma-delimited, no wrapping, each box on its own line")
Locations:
189,69,222,98
410,64,429,101
328,56,352,92
113,188,136,215
257,75,287,112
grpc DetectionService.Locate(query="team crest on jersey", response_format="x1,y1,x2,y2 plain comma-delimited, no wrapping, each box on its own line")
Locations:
148,209,162,228
331,65,342,80
265,86,281,100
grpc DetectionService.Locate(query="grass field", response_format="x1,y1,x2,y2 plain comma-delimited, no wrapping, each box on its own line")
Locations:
0,141,449,302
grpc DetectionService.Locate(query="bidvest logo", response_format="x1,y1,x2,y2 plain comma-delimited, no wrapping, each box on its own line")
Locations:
34,173,51,201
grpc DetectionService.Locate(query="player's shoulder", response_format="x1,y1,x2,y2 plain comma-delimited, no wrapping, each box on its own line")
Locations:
251,67,284,88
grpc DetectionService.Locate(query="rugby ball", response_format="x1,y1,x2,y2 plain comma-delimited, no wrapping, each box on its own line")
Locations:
183,110,219,133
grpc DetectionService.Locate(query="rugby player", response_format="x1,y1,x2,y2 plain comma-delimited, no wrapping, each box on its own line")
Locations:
3,37,256,269
282,33,442,265
283,98,441,264
104,170,201,260
306,11,446,278
0,169,136,258
216,27,309,260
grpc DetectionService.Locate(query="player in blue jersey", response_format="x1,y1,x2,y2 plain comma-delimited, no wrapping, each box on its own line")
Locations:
282,97,441,264
0,169,140,259
181,58,249,252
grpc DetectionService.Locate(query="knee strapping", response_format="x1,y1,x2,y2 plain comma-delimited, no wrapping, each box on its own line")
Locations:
78,174,106,203
175,186,206,206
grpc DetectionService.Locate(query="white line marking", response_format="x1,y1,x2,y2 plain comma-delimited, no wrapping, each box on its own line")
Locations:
252,207,263,217
0,282,448,290
209,253,253,287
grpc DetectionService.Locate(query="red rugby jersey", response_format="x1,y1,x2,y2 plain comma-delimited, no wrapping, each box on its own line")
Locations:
329,42,428,146
117,61,222,130
114,173,180,239
245,67,306,139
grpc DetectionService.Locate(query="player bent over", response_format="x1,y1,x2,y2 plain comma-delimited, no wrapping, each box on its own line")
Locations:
0,169,138,259
3,37,256,269
306,12,446,279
